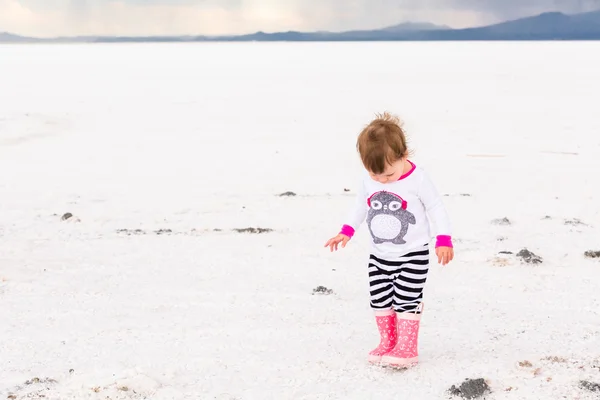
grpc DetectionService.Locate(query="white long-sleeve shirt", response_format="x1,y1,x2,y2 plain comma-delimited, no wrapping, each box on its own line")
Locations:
341,161,452,258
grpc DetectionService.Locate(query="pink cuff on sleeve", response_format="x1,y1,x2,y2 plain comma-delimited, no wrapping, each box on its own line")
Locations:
340,224,355,238
435,235,453,248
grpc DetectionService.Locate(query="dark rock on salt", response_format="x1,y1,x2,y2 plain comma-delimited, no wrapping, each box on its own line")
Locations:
25,377,40,385
24,377,56,385
61,213,73,221
312,286,333,295
117,229,146,235
344,188,350,192
460,193,471,197
518,360,533,367
278,191,296,197
233,227,273,234
498,251,513,255
584,250,600,259
580,380,600,392
154,229,172,235
448,378,491,399
565,218,586,226
516,248,543,264
492,217,511,226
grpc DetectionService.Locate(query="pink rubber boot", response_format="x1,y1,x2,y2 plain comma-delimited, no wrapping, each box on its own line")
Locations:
380,310,421,368
367,309,398,364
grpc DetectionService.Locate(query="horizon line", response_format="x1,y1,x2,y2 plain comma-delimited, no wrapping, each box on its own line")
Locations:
3,9,599,40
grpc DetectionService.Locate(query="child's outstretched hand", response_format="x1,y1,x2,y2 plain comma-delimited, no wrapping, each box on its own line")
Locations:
436,246,454,266
324,234,350,252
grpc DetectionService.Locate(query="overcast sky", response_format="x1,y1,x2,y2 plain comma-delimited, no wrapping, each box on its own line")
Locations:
1,0,597,37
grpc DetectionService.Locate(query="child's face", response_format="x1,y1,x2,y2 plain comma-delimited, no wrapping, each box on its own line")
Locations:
368,157,406,184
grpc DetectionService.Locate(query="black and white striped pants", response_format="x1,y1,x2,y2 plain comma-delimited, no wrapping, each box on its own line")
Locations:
368,244,430,313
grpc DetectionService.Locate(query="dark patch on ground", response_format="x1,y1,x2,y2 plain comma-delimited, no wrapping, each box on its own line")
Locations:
565,218,587,226
542,356,567,363
312,286,333,295
116,227,274,236
7,377,59,400
492,217,511,226
519,360,533,367
24,377,57,385
517,248,543,264
233,227,273,234
278,191,296,197
448,378,491,399
117,229,147,235
584,250,600,259
580,380,600,392
498,251,513,255
61,212,73,221
116,228,175,235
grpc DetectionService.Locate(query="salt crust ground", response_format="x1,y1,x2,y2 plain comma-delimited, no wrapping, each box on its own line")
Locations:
1,41,600,399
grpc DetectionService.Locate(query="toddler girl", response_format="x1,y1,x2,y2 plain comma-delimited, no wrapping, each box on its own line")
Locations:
324,112,454,368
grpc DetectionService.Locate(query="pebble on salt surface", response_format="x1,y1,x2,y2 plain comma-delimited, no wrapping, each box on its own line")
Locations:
233,227,273,234
312,286,333,295
61,212,73,221
580,380,600,393
564,218,587,226
516,248,543,264
491,217,511,225
448,378,491,399
584,250,600,259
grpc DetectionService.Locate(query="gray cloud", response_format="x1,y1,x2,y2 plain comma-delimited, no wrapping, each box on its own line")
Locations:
1,0,598,37
440,0,596,19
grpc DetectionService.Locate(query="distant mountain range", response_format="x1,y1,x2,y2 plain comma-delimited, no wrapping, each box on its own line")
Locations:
2,10,600,43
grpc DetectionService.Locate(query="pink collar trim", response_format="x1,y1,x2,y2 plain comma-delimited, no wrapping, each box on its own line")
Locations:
398,160,416,180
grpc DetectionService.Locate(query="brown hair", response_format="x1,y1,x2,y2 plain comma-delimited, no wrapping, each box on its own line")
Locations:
356,112,410,174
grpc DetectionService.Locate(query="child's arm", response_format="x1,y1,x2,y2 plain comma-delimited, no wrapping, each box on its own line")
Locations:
418,171,453,249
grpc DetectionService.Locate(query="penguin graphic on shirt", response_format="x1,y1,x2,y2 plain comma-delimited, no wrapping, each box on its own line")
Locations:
366,191,416,245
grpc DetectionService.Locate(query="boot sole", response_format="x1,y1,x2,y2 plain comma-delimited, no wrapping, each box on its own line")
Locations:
380,355,418,368
367,354,383,364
